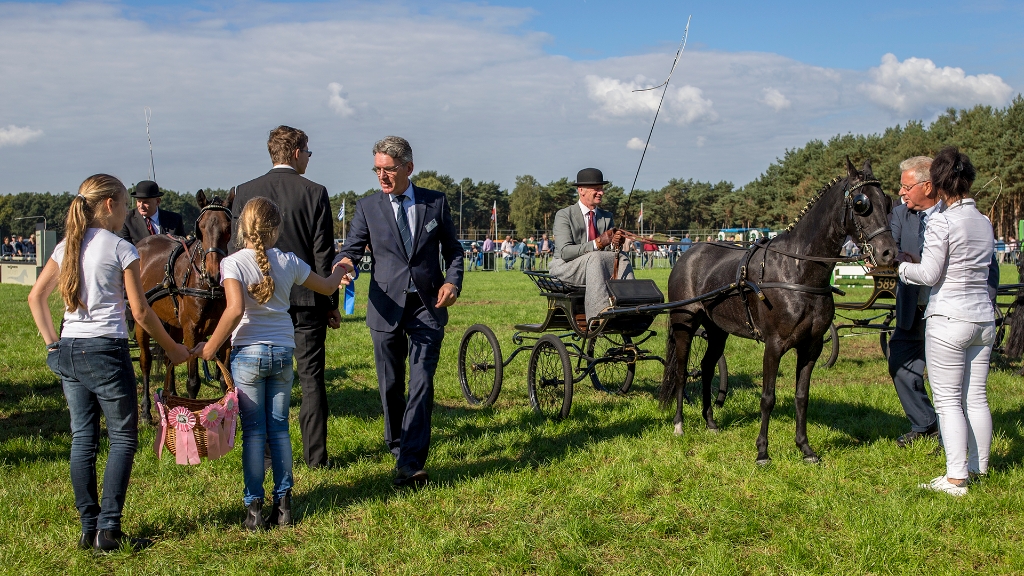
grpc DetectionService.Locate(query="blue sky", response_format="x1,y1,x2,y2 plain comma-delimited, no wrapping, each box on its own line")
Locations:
1,0,1021,195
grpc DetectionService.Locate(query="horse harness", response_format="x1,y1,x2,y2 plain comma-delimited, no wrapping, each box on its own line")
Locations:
144,204,233,315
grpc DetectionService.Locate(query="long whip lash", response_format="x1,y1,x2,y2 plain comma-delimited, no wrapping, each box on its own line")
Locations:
626,15,691,200
145,107,156,181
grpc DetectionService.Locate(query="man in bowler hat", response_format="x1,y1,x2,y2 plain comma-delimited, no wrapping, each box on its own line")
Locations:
118,180,185,244
336,135,463,487
549,168,632,326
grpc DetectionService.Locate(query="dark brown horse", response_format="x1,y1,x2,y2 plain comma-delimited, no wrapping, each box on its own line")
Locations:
660,159,897,464
135,189,233,422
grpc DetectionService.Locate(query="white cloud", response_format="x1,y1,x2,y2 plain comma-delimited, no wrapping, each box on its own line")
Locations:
626,137,648,150
761,88,791,111
327,82,355,117
0,125,44,147
585,75,717,124
860,53,1013,115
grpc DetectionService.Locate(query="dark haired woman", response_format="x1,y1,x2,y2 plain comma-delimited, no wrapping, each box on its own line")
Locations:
896,146,998,497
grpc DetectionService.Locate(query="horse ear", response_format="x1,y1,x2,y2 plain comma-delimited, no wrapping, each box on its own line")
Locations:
861,158,874,179
845,156,860,180
226,187,235,210
196,189,208,208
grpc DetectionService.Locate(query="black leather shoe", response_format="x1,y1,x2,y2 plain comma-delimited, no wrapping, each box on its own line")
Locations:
268,490,292,527
896,428,939,448
393,464,429,488
78,530,96,550
93,529,153,553
243,498,267,531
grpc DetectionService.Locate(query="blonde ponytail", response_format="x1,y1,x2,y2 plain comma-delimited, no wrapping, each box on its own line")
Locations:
236,196,282,305
58,175,127,312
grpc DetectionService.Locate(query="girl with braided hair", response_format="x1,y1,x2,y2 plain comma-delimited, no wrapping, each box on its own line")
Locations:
193,196,348,530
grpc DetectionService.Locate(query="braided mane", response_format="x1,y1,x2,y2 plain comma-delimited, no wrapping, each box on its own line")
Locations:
785,176,843,233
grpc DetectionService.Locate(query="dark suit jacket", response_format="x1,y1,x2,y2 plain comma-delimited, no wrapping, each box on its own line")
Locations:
230,168,337,310
339,185,463,332
890,202,999,330
551,204,614,261
118,208,184,245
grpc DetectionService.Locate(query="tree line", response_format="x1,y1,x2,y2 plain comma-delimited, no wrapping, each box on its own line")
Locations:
3,95,1022,241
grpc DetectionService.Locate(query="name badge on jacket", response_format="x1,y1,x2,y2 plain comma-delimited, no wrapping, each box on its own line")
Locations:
425,219,437,232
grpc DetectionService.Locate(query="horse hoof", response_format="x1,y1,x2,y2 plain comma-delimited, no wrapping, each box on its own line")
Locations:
803,455,821,464
673,423,684,436
755,458,771,467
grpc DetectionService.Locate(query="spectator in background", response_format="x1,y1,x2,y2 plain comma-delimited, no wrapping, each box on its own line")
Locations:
14,235,26,256
2,236,14,260
995,237,1006,262
482,236,494,253
501,235,515,270
23,235,36,260
468,242,480,271
897,146,999,497
679,233,692,253
538,233,552,269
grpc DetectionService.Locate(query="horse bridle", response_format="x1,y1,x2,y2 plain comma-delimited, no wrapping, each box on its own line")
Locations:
190,204,233,288
843,179,890,267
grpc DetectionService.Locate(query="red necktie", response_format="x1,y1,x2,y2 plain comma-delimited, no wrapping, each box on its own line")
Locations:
145,217,156,235
586,211,597,241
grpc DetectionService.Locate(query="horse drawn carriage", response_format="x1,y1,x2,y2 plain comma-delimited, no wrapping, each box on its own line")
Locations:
457,270,728,419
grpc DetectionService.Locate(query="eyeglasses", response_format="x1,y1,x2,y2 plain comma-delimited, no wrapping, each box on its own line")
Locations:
301,149,312,157
372,163,407,176
899,180,929,192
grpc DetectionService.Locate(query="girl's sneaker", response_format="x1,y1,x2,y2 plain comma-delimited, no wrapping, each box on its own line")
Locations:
918,475,967,497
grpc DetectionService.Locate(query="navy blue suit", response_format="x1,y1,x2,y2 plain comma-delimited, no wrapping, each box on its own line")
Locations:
339,185,463,470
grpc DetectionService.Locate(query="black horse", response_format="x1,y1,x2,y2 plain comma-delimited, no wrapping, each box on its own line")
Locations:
660,159,897,464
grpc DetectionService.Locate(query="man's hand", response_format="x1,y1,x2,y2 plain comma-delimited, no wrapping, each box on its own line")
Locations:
894,251,917,264
611,229,626,250
327,309,341,329
436,282,459,308
596,228,618,250
166,342,193,365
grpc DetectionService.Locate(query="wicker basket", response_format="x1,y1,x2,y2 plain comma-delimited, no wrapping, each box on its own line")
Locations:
156,357,236,462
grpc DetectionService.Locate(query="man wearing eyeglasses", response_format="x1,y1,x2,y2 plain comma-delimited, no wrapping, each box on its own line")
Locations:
230,125,339,470
888,155,942,447
335,135,463,487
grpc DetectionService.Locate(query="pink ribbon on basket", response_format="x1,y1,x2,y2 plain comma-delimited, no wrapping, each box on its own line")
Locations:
221,390,239,449
168,406,201,465
153,390,167,459
199,404,224,460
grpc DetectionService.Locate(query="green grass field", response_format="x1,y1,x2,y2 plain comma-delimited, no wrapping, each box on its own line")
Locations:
1,266,1023,575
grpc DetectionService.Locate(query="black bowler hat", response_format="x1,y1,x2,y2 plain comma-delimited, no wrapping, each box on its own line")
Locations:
572,168,609,187
131,181,163,198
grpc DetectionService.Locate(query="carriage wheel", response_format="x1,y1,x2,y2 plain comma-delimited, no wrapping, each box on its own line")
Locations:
527,334,573,419
993,303,1009,354
879,315,894,361
586,334,635,395
822,323,840,369
683,328,729,406
458,324,503,407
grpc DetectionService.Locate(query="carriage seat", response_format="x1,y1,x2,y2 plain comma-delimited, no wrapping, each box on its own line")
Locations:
606,279,665,307
522,271,585,296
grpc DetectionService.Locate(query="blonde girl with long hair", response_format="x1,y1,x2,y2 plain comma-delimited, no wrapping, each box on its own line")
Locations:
192,196,347,531
28,174,191,553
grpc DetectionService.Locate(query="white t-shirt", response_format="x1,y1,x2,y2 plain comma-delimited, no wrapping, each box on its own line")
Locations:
51,228,139,339
221,248,311,348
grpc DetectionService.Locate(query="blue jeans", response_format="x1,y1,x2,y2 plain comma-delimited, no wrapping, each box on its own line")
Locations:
231,344,295,505
52,337,138,533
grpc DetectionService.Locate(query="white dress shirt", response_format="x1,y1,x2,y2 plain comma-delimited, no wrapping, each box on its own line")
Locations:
577,200,600,249
389,183,417,291
899,198,995,323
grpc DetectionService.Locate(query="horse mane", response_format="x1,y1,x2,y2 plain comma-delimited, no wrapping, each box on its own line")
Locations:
784,176,843,233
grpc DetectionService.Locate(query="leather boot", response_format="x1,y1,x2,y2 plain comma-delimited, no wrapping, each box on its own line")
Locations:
268,490,293,527
93,529,153,552
243,498,267,531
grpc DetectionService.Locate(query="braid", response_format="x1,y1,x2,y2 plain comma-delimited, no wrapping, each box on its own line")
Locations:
247,230,275,304
237,196,282,305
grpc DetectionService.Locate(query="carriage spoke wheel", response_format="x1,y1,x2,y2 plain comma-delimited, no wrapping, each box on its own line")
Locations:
586,334,635,394
458,324,503,407
822,322,840,369
683,328,729,406
528,334,573,419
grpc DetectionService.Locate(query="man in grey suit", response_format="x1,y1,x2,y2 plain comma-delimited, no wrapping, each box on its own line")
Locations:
336,136,463,487
888,156,941,447
548,168,633,326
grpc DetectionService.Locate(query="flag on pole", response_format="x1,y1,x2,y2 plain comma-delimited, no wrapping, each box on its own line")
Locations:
491,201,497,221
337,200,346,221
637,202,644,223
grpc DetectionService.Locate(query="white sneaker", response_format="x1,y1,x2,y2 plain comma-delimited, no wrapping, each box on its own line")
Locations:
918,475,968,497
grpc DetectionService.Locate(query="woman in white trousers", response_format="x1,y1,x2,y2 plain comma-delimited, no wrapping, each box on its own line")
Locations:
897,146,997,497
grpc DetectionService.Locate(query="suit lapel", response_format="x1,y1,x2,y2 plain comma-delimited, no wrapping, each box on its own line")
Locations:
411,186,429,258
377,192,408,261
570,206,586,244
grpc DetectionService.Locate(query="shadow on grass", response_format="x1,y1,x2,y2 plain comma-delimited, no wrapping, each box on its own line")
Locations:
0,379,72,462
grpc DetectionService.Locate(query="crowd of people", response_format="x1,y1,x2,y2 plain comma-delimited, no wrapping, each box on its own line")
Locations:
1,234,36,261
22,129,1011,554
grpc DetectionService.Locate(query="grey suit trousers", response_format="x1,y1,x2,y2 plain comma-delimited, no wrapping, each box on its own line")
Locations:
887,310,938,433
549,251,634,320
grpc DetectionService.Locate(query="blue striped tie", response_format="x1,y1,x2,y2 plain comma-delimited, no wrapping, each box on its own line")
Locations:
394,194,413,256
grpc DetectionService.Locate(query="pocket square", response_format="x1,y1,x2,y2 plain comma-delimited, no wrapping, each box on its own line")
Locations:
425,218,438,232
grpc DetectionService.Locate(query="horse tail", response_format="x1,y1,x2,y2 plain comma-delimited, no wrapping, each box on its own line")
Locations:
1003,290,1024,358
659,319,683,408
